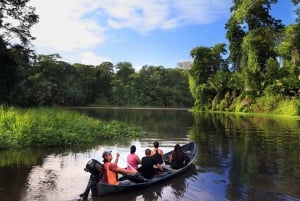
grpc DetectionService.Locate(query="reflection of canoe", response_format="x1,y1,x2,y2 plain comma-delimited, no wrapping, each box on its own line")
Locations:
96,142,198,197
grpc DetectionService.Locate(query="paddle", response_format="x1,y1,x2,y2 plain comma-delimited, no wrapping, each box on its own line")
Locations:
120,156,162,198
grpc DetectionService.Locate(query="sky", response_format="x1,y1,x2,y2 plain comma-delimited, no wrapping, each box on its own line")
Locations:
28,0,296,71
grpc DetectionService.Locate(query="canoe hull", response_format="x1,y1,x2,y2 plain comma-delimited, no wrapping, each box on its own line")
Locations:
95,142,198,197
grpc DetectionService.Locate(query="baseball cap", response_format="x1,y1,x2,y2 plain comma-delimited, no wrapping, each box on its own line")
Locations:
102,150,112,158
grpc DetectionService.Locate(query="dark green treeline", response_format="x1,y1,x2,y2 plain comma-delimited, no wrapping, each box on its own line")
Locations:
1,53,193,107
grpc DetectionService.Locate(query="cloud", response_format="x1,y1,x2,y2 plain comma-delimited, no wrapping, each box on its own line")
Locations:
80,51,112,66
29,0,231,65
30,0,104,51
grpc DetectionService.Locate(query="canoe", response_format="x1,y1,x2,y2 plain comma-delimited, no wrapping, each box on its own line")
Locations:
94,142,198,197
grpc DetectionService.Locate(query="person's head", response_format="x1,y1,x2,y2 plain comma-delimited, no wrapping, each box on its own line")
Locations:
145,148,151,156
174,144,181,151
102,150,112,162
153,141,159,148
130,145,136,154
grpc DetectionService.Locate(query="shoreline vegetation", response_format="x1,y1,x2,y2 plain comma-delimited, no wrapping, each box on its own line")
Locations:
1,103,299,150
0,106,142,150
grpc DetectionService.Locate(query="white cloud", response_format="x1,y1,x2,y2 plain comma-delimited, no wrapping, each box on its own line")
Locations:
29,0,231,65
30,0,104,51
80,51,111,66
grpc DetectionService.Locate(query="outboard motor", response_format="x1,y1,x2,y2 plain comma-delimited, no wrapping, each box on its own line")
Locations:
80,159,103,200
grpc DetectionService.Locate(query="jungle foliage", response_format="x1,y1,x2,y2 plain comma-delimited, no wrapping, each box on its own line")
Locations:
0,0,299,116
188,0,300,115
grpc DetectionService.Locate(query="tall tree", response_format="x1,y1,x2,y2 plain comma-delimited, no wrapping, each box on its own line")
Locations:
188,44,227,108
226,0,284,96
0,0,38,104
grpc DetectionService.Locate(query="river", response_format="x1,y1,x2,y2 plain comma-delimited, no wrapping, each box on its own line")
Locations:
0,108,300,201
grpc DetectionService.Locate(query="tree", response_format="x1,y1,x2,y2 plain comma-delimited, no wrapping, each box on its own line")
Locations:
28,54,85,106
189,44,227,85
226,0,283,73
276,24,300,78
94,62,114,104
226,0,284,97
225,17,245,71
292,0,300,24
115,61,135,83
0,0,38,104
0,0,39,46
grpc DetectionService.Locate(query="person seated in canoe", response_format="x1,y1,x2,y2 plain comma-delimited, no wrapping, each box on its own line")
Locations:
101,150,137,185
127,145,141,170
151,141,164,169
168,144,187,169
139,148,163,179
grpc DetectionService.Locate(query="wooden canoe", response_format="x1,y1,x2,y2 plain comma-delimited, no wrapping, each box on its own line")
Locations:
95,142,198,197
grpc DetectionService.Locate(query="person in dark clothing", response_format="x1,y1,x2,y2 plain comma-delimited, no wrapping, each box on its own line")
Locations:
169,144,187,169
139,148,163,179
151,141,164,165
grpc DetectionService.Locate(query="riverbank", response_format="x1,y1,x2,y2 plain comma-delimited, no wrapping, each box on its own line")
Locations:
0,106,142,149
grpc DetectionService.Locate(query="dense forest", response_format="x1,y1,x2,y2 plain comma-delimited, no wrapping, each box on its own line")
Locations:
1,0,300,115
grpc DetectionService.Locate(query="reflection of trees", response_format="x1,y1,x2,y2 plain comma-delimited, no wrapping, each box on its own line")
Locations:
190,112,300,200
169,165,198,199
75,108,194,138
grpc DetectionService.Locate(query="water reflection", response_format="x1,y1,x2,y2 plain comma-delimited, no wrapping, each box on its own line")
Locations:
91,165,198,201
0,109,300,201
191,112,300,201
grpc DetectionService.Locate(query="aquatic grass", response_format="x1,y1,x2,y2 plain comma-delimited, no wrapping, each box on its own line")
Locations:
0,106,142,149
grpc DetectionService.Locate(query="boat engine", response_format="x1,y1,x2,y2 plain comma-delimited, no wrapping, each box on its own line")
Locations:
80,159,103,200
84,159,103,176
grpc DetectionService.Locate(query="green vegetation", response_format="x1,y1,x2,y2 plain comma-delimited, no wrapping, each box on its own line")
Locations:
0,0,299,117
188,1,300,116
0,106,141,149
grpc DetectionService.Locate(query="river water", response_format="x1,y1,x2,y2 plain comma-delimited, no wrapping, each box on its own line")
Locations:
0,108,300,201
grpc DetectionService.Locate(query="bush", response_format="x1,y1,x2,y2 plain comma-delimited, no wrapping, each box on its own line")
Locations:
0,106,142,149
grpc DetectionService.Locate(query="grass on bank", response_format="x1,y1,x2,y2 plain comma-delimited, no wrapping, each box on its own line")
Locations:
0,106,142,149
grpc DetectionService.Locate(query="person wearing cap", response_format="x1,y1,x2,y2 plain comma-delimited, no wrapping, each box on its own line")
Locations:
127,145,141,170
101,150,137,185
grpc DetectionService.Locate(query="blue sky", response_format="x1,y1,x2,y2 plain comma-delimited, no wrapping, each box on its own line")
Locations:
29,0,296,71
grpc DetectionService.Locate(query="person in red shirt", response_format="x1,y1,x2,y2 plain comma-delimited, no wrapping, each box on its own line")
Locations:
101,150,137,185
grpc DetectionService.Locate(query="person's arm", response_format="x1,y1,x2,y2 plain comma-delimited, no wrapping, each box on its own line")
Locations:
169,154,173,164
116,166,137,174
155,163,163,171
114,152,120,165
109,163,137,175
136,155,141,165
